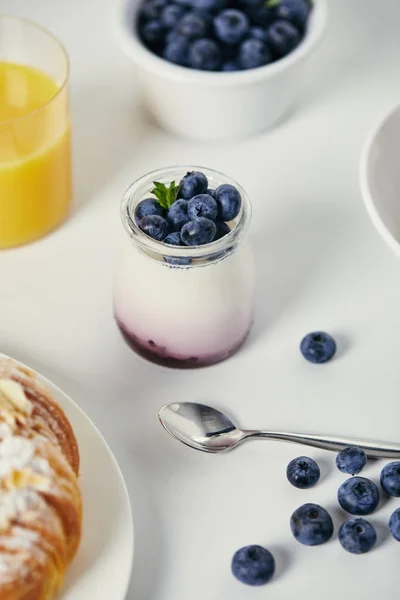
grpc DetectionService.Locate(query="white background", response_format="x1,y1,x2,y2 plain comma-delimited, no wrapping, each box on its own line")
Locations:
1,0,400,598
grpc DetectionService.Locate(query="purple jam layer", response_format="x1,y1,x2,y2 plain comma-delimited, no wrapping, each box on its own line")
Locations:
116,318,250,369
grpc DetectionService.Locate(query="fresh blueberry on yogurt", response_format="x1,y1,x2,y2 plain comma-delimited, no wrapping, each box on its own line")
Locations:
138,214,169,240
187,194,218,221
231,545,275,586
380,461,400,497
336,447,367,476
290,503,334,546
287,456,320,489
339,518,377,554
214,184,241,221
337,477,380,516
180,171,208,199
181,217,216,245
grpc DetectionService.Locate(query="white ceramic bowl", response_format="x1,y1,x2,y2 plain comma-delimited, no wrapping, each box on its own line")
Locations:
361,103,400,257
116,0,328,141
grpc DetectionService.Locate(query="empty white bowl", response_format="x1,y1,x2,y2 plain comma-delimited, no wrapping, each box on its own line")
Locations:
361,103,400,257
116,0,328,141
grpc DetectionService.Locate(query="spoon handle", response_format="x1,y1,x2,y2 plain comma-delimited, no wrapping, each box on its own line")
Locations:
244,430,400,459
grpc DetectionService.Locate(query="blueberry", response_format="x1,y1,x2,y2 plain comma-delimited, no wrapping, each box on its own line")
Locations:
389,508,400,541
238,38,271,69
249,26,269,43
134,198,164,222
268,20,301,58
214,9,249,45
166,199,190,230
139,19,164,48
163,232,191,265
207,188,216,197
191,0,228,11
139,214,168,240
187,194,218,221
214,220,231,240
248,5,275,27
181,217,216,245
222,61,239,71
275,0,311,30
231,545,275,586
163,39,189,65
139,0,167,21
214,184,241,221
336,447,367,476
160,4,186,28
238,0,264,7
189,38,222,70
300,331,336,364
176,12,209,39
180,171,208,198
290,503,333,546
339,519,377,554
286,456,320,489
380,461,400,497
338,477,380,515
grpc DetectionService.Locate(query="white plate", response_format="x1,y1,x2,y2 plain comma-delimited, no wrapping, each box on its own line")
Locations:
0,353,134,600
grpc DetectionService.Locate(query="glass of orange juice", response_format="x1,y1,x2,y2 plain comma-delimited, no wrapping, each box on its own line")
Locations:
0,16,72,249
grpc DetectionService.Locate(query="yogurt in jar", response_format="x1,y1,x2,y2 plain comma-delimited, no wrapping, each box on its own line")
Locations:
114,166,254,368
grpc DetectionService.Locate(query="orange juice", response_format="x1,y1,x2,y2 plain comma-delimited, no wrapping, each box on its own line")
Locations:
0,62,72,248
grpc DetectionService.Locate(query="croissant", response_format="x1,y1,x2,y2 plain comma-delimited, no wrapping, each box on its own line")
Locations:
0,358,82,599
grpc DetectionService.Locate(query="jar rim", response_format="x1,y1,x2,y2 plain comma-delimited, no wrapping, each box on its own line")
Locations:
120,165,252,261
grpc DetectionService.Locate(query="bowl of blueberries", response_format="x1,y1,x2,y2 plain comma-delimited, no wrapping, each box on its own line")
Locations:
117,0,327,140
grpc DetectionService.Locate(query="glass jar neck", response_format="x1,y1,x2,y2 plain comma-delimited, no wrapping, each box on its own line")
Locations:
120,166,251,266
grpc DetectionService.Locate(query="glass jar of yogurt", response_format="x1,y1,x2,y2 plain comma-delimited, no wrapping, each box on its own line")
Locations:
114,166,254,368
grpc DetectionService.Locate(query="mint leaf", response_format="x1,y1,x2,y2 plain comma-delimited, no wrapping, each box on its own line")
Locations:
151,180,180,210
266,0,280,7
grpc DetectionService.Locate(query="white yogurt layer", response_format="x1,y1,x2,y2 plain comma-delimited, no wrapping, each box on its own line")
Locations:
114,236,255,359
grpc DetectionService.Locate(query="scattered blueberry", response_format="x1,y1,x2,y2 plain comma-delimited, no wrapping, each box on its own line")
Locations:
139,20,165,47
249,26,269,42
176,12,209,39
160,4,186,28
214,184,241,221
268,20,301,58
339,519,377,554
389,508,400,541
222,60,239,71
163,38,189,65
338,477,380,516
275,0,310,30
166,199,190,230
300,332,336,364
135,198,164,222
180,171,208,198
231,545,275,586
189,38,222,70
138,214,168,240
238,38,271,69
290,503,333,546
181,217,216,245
286,456,320,489
187,194,218,221
214,9,249,44
336,447,367,476
214,220,231,240
380,461,400,497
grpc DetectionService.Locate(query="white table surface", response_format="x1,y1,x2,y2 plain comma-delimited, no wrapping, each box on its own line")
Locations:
2,0,400,597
